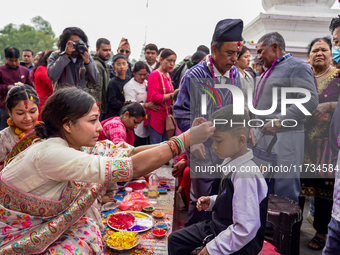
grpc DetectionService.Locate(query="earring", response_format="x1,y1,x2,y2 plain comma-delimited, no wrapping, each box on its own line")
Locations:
7,117,14,126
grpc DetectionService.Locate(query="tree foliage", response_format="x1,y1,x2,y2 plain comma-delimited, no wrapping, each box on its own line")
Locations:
0,16,57,64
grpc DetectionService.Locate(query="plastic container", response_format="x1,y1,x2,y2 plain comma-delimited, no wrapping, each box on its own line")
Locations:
148,171,159,204
125,187,132,195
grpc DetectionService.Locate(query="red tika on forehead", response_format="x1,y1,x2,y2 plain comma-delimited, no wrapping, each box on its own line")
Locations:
96,102,100,114
237,41,241,46
24,100,28,109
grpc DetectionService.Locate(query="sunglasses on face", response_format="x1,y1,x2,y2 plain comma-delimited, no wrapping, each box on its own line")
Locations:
120,49,130,54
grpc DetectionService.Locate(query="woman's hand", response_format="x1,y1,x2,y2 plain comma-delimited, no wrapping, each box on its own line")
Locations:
312,102,329,121
189,121,215,145
192,117,207,127
173,88,180,94
102,194,116,204
172,160,186,177
197,196,210,211
146,102,161,111
80,45,90,64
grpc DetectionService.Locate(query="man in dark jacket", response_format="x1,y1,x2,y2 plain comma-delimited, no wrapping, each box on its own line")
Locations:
47,27,99,90
88,38,112,116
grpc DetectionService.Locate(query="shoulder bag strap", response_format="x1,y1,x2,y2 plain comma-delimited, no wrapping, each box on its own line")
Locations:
157,69,169,116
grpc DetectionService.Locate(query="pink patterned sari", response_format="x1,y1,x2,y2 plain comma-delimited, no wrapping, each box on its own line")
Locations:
0,132,133,254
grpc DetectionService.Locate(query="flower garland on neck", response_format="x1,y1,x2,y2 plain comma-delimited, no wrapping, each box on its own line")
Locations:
7,118,38,139
208,55,234,85
253,58,278,107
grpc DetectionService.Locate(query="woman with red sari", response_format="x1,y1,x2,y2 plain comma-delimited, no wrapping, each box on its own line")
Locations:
0,87,214,254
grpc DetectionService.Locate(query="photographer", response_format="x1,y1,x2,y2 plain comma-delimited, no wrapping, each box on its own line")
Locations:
47,27,99,90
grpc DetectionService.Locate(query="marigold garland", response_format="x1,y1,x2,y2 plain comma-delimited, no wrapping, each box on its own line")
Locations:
7,118,38,139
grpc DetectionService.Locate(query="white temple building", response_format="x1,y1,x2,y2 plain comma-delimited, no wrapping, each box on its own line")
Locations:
243,0,339,61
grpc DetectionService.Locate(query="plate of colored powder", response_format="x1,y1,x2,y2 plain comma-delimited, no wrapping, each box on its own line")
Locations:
152,229,167,238
110,211,154,233
155,223,168,230
143,206,155,212
127,180,146,190
152,211,165,218
159,185,170,190
158,188,167,194
106,231,142,250
107,212,136,231
159,181,167,185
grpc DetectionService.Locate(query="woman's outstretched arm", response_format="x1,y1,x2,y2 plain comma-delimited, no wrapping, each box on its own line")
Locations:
131,120,214,178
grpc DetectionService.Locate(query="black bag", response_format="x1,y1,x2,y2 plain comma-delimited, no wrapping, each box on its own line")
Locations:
248,134,278,191
170,63,186,90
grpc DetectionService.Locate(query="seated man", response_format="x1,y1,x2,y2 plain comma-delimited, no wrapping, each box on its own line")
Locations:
168,105,268,255
47,27,99,90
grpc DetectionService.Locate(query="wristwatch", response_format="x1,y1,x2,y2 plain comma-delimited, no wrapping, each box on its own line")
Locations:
273,118,282,128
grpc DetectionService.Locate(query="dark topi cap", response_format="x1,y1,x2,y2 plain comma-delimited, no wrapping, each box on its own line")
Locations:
212,19,243,42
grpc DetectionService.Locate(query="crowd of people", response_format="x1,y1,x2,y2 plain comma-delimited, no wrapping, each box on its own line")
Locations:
1,14,340,255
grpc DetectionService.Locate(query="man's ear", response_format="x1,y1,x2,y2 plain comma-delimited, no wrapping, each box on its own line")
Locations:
271,43,279,52
63,119,72,134
211,44,217,56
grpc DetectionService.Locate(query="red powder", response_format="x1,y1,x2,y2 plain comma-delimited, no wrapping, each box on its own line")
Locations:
127,182,146,190
108,213,135,230
152,229,166,235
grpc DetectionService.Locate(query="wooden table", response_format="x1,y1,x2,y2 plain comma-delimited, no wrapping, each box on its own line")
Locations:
103,167,175,255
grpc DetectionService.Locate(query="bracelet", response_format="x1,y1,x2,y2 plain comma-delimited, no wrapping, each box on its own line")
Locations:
143,103,146,108
170,136,185,155
165,140,177,157
170,93,173,100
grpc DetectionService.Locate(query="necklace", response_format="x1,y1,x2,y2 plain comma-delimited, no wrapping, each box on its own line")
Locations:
208,55,234,85
314,65,331,78
254,58,278,107
7,118,38,139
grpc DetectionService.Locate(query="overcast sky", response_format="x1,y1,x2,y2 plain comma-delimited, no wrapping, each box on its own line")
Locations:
0,0,339,62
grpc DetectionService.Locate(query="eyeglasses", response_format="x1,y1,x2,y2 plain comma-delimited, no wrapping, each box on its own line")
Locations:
120,49,130,54
136,73,148,77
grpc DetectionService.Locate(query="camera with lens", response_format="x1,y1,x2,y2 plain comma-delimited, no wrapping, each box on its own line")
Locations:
73,40,87,54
